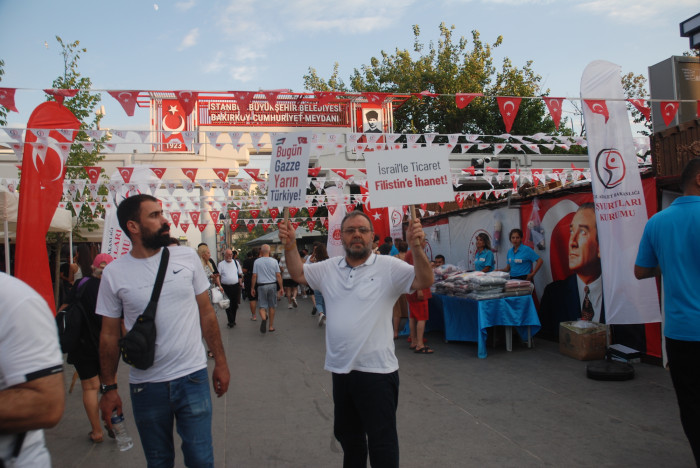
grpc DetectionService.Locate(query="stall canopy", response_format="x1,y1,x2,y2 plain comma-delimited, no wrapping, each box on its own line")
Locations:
1,190,72,272
0,190,72,237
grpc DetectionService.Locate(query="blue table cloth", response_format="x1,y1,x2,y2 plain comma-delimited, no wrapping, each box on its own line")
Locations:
437,294,541,358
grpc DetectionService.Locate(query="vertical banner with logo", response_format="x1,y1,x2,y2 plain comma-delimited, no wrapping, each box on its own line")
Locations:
15,102,80,309
267,131,312,208
580,60,660,324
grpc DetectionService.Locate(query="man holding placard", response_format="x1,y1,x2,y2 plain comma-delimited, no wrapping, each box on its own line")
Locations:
278,211,433,468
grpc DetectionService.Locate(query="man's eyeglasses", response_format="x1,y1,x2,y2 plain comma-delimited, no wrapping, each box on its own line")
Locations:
341,227,372,235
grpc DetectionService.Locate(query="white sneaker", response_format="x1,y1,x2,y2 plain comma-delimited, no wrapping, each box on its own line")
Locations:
292,298,298,308
318,313,325,326
288,303,293,309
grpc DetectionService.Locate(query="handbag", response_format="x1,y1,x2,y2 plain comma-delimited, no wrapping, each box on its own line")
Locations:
210,286,224,304
119,247,169,370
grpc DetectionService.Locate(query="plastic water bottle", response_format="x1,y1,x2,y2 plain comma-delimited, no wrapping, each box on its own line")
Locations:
111,412,134,451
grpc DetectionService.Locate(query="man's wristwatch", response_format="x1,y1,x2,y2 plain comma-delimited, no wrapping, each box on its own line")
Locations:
100,383,118,394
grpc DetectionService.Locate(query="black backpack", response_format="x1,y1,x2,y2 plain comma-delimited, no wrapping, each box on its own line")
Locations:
56,278,94,354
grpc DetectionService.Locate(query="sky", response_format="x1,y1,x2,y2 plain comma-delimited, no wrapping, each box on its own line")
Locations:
0,0,697,133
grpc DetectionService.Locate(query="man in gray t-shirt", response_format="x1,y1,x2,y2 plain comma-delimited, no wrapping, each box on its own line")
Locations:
251,244,283,333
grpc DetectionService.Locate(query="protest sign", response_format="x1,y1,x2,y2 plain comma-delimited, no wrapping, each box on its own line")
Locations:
267,131,312,207
364,147,453,208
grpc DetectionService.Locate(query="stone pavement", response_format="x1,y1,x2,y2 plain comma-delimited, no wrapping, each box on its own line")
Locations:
46,295,694,467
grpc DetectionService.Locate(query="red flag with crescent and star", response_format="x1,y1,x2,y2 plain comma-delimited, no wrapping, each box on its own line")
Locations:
107,90,141,116
15,101,80,310
583,100,609,123
496,97,521,133
542,97,564,130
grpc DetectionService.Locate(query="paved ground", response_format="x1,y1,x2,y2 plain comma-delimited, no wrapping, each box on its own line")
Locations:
46,295,694,467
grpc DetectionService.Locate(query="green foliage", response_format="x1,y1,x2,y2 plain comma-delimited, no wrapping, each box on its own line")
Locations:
48,36,109,237
304,23,564,137
0,59,6,126
621,71,651,136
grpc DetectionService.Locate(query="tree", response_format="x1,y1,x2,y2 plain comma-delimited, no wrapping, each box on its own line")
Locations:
304,23,565,137
44,37,108,306
621,71,651,136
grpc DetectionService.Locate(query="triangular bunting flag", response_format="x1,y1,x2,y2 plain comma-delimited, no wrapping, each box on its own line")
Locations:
181,168,198,182
543,97,564,130
583,100,609,123
496,97,522,133
660,101,679,126
107,90,141,116
455,93,482,109
175,90,198,116
117,167,134,183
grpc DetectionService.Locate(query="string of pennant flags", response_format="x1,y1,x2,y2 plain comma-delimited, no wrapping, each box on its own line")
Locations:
1,87,699,131
3,156,648,234
0,126,653,162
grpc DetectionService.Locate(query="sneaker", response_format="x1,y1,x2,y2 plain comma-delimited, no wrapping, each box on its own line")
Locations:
226,322,235,328
288,303,293,309
260,319,267,334
311,306,317,316
318,313,325,326
292,298,298,308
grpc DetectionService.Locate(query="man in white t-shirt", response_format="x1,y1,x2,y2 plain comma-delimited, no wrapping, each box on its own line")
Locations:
0,272,64,468
218,248,242,328
278,211,433,468
97,194,230,468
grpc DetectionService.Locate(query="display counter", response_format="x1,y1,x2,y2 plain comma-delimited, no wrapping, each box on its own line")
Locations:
435,294,541,358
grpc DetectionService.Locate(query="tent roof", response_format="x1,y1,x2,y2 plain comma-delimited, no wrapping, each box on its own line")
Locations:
0,190,72,237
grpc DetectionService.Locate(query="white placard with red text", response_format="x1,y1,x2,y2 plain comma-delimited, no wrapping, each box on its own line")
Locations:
364,147,453,208
267,131,311,208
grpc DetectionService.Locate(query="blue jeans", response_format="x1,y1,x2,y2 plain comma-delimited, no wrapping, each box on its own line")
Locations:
130,368,214,468
314,289,325,315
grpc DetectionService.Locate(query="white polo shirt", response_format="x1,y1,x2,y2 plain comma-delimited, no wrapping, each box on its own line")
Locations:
304,254,415,374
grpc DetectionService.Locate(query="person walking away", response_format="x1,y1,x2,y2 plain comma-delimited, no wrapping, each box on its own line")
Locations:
218,249,241,328
278,211,433,467
97,194,229,468
250,244,283,333
279,253,298,309
58,250,114,443
635,158,700,465
243,248,260,320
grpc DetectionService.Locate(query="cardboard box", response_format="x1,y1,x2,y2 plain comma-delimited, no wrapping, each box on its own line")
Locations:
559,321,607,361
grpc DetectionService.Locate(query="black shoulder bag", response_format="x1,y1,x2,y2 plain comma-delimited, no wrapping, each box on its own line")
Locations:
119,247,169,370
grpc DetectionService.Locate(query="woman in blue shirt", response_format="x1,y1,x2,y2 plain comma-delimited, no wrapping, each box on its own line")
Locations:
474,233,495,272
502,228,542,280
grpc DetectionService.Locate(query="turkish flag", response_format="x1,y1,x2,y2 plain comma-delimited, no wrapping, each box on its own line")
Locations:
107,90,141,116
268,207,279,220
16,101,80,309
180,222,190,232
0,87,19,112
308,167,321,177
151,167,166,179
496,97,522,133
230,91,255,113
43,88,78,104
83,166,101,184
228,209,239,224
455,93,481,109
288,206,299,217
583,100,609,123
627,99,651,122
307,205,317,217
543,97,564,130
212,167,229,181
175,90,198,117
659,101,679,126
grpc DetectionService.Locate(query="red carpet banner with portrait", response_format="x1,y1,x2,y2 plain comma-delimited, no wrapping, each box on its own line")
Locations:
580,60,660,324
16,101,80,310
